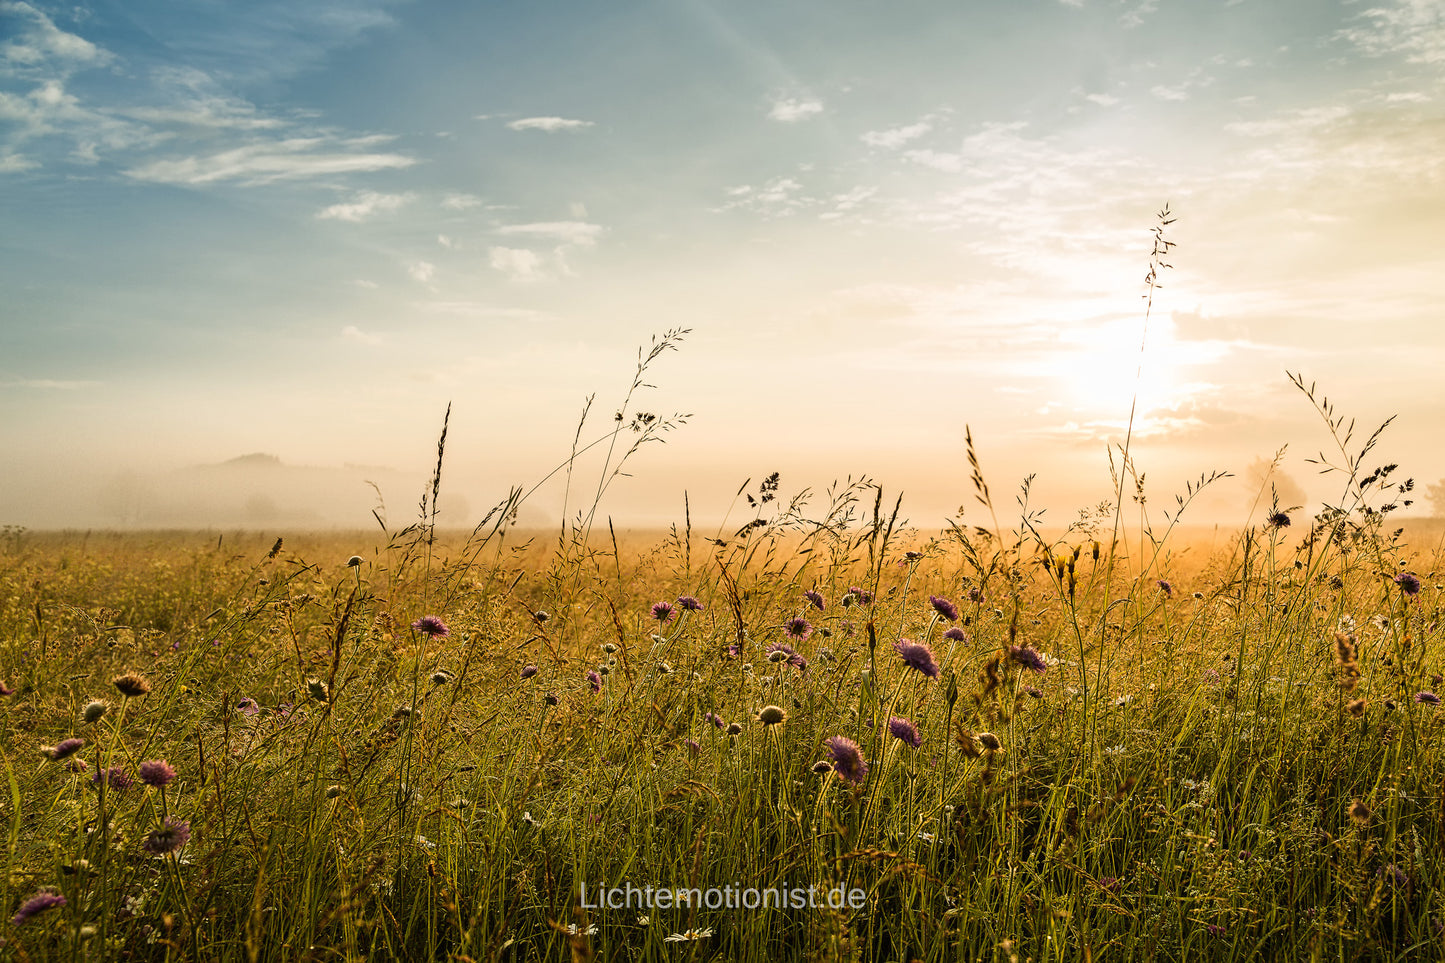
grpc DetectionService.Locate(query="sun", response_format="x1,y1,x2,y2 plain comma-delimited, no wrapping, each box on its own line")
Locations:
1043,314,1221,421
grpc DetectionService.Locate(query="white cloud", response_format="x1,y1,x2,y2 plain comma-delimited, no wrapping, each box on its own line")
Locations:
506,116,593,132
1225,105,1350,138
316,190,413,222
408,261,435,283
1085,93,1120,107
1339,0,1445,65
769,97,823,122
903,148,965,172
341,324,382,345
488,246,544,281
0,150,35,172
437,233,454,248
0,2,111,76
861,120,932,149
1151,84,1189,102
0,377,98,389
496,221,603,246
124,137,415,185
1120,0,1159,28
441,193,483,210
354,279,379,289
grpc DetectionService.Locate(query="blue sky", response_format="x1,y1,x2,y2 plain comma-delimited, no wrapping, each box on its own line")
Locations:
3,0,1443,529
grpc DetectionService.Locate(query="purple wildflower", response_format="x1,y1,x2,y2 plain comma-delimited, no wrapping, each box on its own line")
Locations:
1395,572,1422,596
1008,644,1048,674
411,615,449,638
726,643,740,658
766,641,808,672
1266,511,1291,529
704,711,724,729
138,759,176,788
677,595,704,612
783,617,814,642
893,639,940,679
520,664,538,679
1378,863,1408,889
943,627,969,643
1205,924,1226,938
0,679,14,696
92,766,133,793
803,590,825,611
1157,579,1173,598
587,670,602,693
142,818,191,855
887,717,922,748
967,587,985,603
236,698,259,717
848,586,874,605
651,601,676,623
12,891,65,925
929,595,960,621
684,739,700,756
1098,876,1121,894
824,735,869,785
45,737,85,761
1414,691,1440,705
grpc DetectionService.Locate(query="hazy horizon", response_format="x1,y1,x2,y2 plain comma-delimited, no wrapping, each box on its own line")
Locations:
4,0,1444,531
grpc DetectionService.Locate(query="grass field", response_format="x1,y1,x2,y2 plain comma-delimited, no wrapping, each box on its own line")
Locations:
2,431,1442,962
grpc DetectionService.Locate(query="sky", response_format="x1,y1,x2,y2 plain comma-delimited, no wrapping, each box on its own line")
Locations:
3,0,1443,533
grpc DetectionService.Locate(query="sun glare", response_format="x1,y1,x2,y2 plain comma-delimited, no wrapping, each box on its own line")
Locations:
1043,315,1222,419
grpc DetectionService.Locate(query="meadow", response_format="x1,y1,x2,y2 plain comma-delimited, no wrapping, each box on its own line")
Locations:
1,419,1442,962
3,245,1444,960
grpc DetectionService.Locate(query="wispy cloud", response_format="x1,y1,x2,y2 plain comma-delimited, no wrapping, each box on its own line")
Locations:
408,261,435,283
0,2,111,77
316,190,413,222
769,97,823,122
1119,0,1159,29
861,119,933,149
341,324,382,345
902,148,964,173
0,376,99,389
124,137,415,185
441,192,483,210
713,176,809,215
1338,0,1445,65
488,246,544,281
496,221,603,246
1085,92,1120,107
505,116,593,132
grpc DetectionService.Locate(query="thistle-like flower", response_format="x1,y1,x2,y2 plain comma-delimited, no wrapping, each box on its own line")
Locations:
138,759,176,787
824,735,868,785
44,737,85,761
783,617,814,641
411,615,449,638
929,595,960,621
142,818,191,855
893,639,939,679
113,673,151,698
12,890,66,925
888,716,922,748
757,705,788,726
